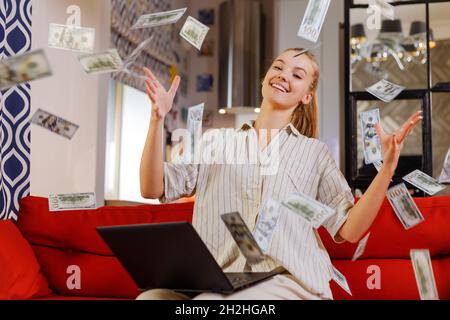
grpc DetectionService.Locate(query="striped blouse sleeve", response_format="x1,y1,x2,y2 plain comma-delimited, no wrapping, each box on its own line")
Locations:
158,162,199,203
317,148,355,243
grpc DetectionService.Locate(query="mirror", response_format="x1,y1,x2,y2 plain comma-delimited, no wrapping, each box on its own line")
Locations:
349,4,428,91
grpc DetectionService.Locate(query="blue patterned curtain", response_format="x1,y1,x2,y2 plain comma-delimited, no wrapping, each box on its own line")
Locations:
0,0,32,221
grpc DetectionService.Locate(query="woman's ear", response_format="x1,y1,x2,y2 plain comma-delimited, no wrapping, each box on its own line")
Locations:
301,92,313,105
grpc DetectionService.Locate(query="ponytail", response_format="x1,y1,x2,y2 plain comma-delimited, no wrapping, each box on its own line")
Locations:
290,92,319,139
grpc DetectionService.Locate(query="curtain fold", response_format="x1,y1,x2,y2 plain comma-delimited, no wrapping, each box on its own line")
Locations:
0,0,32,221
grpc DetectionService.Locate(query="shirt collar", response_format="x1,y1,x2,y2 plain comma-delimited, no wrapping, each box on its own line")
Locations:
237,121,300,137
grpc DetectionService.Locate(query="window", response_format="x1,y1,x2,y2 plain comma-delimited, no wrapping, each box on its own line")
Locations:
105,81,159,204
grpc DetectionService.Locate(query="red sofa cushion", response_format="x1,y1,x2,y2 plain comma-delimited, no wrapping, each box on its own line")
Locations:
330,257,450,300
319,195,450,259
14,195,450,300
30,245,139,299
17,196,194,255
16,196,194,298
0,220,52,300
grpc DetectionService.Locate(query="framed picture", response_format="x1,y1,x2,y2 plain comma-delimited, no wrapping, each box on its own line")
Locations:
196,74,213,92
198,9,214,26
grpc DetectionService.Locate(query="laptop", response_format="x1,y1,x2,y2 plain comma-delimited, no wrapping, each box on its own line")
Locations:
96,222,284,294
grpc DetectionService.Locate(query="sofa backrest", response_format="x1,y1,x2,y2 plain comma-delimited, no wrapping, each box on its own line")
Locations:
16,196,194,299
15,195,450,299
318,196,450,259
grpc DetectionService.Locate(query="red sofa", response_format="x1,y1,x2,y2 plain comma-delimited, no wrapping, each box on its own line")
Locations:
1,195,449,300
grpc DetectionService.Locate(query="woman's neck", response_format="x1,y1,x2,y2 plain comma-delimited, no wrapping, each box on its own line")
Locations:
254,100,295,131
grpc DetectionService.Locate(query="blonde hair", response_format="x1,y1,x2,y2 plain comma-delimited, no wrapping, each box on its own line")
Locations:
283,48,320,139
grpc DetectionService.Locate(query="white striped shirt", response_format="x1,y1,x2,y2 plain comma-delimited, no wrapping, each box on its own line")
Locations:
160,121,355,298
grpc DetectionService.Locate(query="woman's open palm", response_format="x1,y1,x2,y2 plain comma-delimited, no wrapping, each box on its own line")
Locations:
144,67,180,120
375,110,423,177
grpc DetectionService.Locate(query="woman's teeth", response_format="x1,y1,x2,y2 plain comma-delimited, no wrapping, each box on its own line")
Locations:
272,83,287,93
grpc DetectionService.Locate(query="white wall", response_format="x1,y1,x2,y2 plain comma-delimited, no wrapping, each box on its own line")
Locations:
31,0,110,205
274,0,344,168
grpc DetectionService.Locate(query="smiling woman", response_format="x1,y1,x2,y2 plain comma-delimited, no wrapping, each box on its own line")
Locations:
138,48,422,300
260,49,320,139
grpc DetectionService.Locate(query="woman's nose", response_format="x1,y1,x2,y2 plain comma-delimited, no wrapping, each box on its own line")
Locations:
276,74,288,82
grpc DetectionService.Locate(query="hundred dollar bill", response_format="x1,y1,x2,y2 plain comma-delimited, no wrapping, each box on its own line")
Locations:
410,249,439,300
370,0,395,20
180,16,210,50
438,147,450,184
352,232,371,262
360,108,383,165
49,192,96,211
331,265,352,296
78,49,123,74
282,193,335,229
297,0,331,43
31,108,79,140
186,103,204,163
253,199,281,253
48,23,95,53
0,49,52,90
386,183,424,230
403,169,446,196
366,79,405,103
221,212,265,264
131,8,187,29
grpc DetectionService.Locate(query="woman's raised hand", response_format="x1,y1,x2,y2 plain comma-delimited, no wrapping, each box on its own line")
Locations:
375,110,423,177
144,67,180,120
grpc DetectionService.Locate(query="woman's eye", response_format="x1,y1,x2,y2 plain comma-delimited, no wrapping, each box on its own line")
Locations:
294,74,302,79
273,66,282,71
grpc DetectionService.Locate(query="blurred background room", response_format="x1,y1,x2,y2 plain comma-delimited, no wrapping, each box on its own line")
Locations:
27,0,450,208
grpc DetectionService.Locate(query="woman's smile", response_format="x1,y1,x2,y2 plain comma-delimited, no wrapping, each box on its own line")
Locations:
271,82,289,93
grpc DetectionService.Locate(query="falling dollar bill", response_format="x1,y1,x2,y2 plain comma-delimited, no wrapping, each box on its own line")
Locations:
366,79,405,103
253,199,281,253
438,147,450,184
186,103,204,163
352,232,371,262
49,192,96,211
78,49,123,74
410,249,439,300
221,212,265,264
48,23,95,53
331,265,352,296
131,8,187,29
282,193,335,229
0,49,52,90
180,16,210,50
360,108,383,165
386,183,424,230
403,169,446,196
297,0,331,43
31,109,79,140
370,0,395,20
